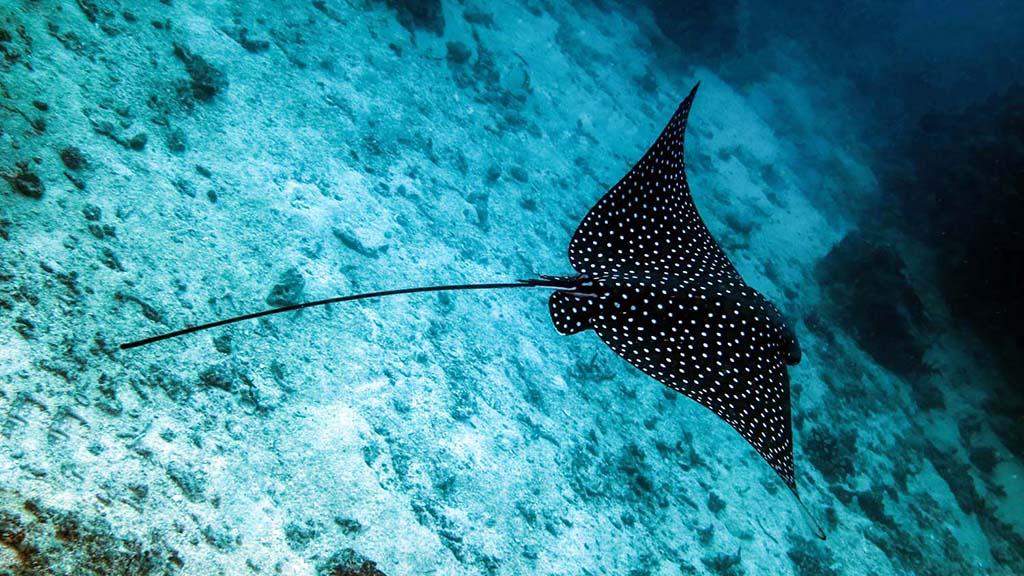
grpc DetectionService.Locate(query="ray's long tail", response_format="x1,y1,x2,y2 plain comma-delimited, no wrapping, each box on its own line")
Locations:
118,276,577,350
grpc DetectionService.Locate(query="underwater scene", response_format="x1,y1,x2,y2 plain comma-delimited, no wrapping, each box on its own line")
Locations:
1,0,1022,574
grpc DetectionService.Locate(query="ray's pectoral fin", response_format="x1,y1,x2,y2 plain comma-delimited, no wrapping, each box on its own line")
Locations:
549,291,597,335
550,82,823,537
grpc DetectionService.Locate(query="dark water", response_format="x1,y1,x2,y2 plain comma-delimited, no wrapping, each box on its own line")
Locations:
0,1,1021,574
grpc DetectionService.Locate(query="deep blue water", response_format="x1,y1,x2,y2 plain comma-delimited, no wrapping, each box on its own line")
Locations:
1,1,1021,574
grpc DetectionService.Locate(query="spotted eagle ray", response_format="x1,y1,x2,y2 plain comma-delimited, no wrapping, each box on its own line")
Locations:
121,83,824,538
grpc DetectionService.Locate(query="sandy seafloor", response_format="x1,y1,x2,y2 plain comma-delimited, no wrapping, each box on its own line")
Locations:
1,1,1022,574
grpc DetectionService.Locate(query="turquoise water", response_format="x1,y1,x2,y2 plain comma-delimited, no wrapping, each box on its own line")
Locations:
1,1,1022,574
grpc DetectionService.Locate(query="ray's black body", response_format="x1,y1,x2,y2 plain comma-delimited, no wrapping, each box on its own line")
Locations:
120,83,820,537
549,84,803,493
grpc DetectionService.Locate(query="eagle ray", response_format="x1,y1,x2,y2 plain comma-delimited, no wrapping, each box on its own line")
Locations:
120,83,824,539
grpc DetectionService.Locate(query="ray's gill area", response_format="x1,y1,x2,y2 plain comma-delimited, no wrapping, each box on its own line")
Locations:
1,1,1022,575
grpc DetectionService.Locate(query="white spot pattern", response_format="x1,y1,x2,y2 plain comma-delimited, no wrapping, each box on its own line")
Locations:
551,84,801,491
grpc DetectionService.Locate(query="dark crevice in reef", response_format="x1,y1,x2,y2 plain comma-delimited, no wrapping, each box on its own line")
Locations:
814,230,930,377
644,0,738,61
891,84,1024,385
383,0,445,36
876,84,1024,458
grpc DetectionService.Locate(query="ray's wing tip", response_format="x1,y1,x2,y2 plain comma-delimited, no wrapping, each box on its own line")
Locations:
673,82,701,125
793,489,828,541
683,81,700,105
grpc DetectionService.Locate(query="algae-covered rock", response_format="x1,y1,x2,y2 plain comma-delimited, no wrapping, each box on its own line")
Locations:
4,161,44,199
266,267,306,307
172,42,227,103
0,493,180,575
318,547,388,576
